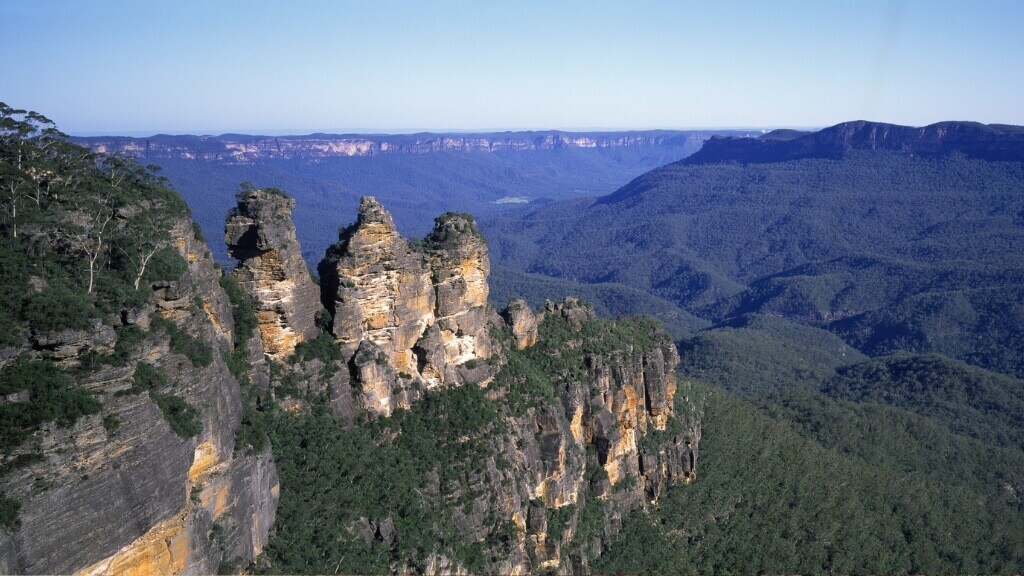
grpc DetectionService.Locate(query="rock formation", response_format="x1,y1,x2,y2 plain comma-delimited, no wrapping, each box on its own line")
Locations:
317,197,493,417
501,298,538,350
383,298,700,573
0,188,699,576
237,197,701,574
226,188,320,359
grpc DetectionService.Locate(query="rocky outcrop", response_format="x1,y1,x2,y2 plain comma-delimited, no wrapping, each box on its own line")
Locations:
397,299,701,574
0,219,278,575
501,298,538,350
0,188,701,576
226,188,320,359
317,197,494,417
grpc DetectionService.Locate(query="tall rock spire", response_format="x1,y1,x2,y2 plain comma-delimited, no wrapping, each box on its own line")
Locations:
225,187,321,359
317,197,494,417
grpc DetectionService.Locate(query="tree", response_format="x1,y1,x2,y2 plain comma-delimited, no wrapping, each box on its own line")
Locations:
57,195,115,294
0,168,28,238
119,203,176,289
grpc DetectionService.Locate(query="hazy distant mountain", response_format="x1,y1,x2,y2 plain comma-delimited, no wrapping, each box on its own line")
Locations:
74,130,750,262
483,120,1024,376
685,120,1024,164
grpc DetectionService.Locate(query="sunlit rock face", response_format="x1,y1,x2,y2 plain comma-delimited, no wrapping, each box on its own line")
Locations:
318,197,494,417
502,298,539,350
225,188,321,360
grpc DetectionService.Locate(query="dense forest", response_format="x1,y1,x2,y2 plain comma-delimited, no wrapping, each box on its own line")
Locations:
483,142,1024,379
598,313,1024,575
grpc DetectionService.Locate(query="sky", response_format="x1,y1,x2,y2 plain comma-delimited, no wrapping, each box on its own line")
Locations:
1,0,1022,135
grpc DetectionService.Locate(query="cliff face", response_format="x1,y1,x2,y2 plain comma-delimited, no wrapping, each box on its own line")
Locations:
317,197,493,417
324,298,702,575
0,220,278,575
489,299,699,574
225,188,320,359
77,131,709,163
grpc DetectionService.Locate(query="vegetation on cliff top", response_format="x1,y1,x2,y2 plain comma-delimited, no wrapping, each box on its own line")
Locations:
258,307,684,574
1,103,193,341
0,104,207,527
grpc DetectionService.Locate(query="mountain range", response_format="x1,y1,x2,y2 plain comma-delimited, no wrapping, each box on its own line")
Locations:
483,120,1024,377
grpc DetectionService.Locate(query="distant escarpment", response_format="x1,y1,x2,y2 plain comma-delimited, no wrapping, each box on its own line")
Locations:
77,131,712,163
686,120,1024,164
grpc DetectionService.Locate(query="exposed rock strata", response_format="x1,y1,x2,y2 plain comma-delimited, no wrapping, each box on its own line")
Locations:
318,197,494,417
386,298,701,573
501,298,538,350
78,131,710,163
0,219,278,575
226,188,320,359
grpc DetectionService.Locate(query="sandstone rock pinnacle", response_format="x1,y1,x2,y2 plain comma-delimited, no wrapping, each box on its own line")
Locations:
502,298,539,349
318,197,494,416
225,187,321,359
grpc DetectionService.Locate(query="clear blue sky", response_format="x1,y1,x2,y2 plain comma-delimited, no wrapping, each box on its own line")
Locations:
1,0,1022,135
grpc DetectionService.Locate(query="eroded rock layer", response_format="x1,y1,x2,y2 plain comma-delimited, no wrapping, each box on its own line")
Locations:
0,219,278,575
318,197,494,417
510,303,699,573
226,188,320,359
380,299,700,574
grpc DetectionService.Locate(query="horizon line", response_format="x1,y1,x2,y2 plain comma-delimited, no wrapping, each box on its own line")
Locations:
67,126,816,138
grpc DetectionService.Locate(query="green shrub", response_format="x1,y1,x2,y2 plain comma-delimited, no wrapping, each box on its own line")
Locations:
132,362,168,392
0,359,101,452
547,504,575,542
0,358,58,395
21,286,95,333
234,389,270,454
102,414,121,435
152,316,213,367
291,333,343,364
223,349,251,387
218,275,258,347
192,221,207,243
0,493,20,529
106,325,146,366
143,247,188,284
315,308,332,332
152,393,202,438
